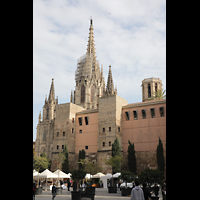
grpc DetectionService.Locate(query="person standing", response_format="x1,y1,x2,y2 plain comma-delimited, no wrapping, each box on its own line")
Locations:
67,179,71,191
131,181,145,200
142,182,151,200
52,183,56,200
33,183,36,200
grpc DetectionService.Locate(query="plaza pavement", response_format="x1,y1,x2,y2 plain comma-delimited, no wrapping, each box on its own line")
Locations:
34,188,163,200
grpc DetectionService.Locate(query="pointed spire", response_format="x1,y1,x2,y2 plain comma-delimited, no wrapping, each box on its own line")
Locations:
105,65,116,96
70,90,73,103
48,78,55,103
86,18,96,61
38,111,41,123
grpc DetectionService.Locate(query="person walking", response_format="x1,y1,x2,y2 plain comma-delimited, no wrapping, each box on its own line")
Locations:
33,183,36,200
131,181,145,200
142,182,151,200
52,183,56,200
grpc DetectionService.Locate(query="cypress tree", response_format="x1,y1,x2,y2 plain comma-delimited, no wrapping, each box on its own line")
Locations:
128,140,137,174
79,149,85,170
156,137,165,175
62,144,69,173
112,137,121,157
111,137,122,174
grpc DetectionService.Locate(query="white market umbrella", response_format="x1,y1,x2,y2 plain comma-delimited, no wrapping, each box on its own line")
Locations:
112,172,121,178
92,172,105,178
53,169,71,178
85,173,93,179
33,170,40,178
100,173,112,188
39,169,58,191
39,169,58,178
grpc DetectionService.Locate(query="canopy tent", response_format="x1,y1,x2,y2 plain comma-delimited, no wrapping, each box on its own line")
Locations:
39,169,58,191
92,172,105,178
53,169,71,178
39,169,58,179
100,173,112,188
112,172,121,178
85,173,93,179
33,169,40,178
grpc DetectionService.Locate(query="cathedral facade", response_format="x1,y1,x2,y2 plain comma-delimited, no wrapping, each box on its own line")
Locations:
34,19,166,174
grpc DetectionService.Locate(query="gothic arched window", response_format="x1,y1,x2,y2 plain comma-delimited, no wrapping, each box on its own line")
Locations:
148,83,151,98
81,85,85,103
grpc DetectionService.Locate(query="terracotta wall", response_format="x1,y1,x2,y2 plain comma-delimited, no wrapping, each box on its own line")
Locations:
122,100,166,153
75,111,99,153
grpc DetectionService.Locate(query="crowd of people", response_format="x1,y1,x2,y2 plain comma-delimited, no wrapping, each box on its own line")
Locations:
33,178,166,200
130,180,166,200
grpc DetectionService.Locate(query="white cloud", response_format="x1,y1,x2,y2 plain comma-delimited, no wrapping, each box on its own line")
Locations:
33,0,166,141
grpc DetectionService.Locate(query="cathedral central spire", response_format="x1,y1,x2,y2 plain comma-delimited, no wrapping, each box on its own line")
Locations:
86,18,96,61
74,19,105,109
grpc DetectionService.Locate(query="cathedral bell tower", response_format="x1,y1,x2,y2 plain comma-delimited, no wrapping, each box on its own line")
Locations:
141,77,163,102
73,19,105,109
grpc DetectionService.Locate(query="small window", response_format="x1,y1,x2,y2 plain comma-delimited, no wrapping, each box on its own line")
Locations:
62,145,64,149
109,141,111,146
103,127,105,132
103,142,105,147
142,109,146,119
85,146,88,150
118,126,120,132
63,132,65,136
109,127,111,132
125,111,129,120
78,117,82,126
72,118,74,123
57,132,59,137
133,110,138,120
148,83,151,98
85,116,89,125
72,128,74,134
150,108,155,118
159,107,164,117
57,145,59,150
79,130,82,133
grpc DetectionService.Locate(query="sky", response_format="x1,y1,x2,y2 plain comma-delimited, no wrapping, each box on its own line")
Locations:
33,0,166,141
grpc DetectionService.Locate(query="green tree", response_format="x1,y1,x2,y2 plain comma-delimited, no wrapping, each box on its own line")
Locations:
120,171,136,188
148,89,166,100
62,144,69,173
33,156,49,188
33,156,49,173
156,137,165,175
78,149,85,170
40,152,51,170
127,140,137,174
110,137,122,174
105,155,122,174
138,168,164,186
71,169,86,190
79,159,102,175
112,137,121,157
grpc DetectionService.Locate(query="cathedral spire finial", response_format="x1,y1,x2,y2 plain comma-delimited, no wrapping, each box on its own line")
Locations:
87,18,96,57
48,78,55,102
